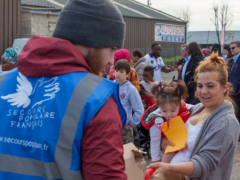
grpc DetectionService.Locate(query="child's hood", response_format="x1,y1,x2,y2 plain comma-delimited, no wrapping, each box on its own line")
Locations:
120,80,132,88
114,49,131,65
114,80,132,89
179,100,190,123
141,100,190,130
17,35,92,77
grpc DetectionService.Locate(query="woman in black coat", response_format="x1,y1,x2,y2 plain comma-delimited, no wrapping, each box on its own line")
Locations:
178,42,204,104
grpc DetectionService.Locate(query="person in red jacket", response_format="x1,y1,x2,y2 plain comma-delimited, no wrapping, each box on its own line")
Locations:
109,49,140,92
141,81,190,163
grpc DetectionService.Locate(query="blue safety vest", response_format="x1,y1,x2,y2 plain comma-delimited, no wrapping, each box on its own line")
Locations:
0,68,126,180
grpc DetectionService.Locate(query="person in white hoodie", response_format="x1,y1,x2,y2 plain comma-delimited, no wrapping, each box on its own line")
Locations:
115,59,144,144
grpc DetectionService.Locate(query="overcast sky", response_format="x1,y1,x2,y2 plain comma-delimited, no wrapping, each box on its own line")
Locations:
135,0,240,31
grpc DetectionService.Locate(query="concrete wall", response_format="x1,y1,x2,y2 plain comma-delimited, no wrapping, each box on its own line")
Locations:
31,14,58,36
21,10,31,34
21,11,58,36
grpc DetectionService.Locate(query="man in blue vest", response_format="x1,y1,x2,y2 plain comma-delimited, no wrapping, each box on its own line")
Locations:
0,0,127,179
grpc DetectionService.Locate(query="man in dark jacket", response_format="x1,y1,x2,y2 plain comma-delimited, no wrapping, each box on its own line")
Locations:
0,0,127,179
229,41,240,123
178,42,204,104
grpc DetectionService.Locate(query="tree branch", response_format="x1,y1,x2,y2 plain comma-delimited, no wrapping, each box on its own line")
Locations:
210,3,234,44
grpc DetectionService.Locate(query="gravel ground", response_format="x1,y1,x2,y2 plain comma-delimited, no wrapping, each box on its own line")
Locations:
161,70,178,83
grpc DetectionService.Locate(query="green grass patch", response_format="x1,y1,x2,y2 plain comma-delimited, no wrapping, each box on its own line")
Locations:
163,56,182,67
163,56,182,65
130,56,182,68
130,59,134,67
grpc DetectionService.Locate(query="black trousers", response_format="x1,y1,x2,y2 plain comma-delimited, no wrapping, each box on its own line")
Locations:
133,127,140,148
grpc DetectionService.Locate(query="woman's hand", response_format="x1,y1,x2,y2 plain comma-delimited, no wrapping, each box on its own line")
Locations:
148,161,194,178
161,137,174,153
147,162,170,178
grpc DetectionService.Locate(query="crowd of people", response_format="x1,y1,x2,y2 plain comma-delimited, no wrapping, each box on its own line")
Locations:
0,0,240,180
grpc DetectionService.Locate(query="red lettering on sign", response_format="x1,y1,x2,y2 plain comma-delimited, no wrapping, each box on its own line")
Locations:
159,25,184,35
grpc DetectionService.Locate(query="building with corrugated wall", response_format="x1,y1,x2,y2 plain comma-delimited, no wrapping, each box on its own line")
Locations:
1,0,187,65
114,0,187,63
123,16,186,64
0,0,21,56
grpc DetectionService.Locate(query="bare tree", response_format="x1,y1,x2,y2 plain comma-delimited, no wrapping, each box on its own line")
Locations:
210,4,233,44
172,7,193,27
210,4,220,44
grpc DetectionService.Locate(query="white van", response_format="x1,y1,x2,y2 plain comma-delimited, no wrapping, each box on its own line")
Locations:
12,38,29,51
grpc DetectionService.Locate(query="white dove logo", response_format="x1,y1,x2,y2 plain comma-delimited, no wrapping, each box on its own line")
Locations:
1,72,60,108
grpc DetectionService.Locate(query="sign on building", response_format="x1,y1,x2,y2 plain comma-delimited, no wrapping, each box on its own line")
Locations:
155,24,185,43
